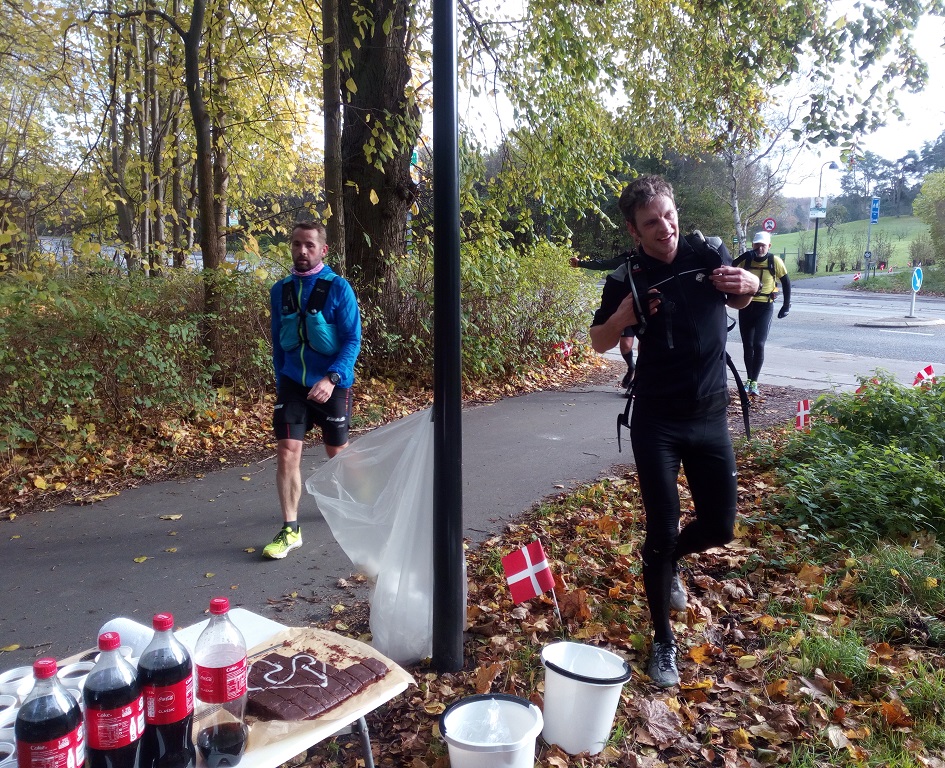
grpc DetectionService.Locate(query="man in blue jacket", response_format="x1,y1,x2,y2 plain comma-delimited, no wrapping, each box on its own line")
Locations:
265,221,362,559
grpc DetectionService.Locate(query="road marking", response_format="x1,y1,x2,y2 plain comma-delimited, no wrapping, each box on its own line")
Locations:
876,329,936,336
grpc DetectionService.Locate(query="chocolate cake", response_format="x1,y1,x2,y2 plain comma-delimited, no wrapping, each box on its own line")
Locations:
246,651,388,721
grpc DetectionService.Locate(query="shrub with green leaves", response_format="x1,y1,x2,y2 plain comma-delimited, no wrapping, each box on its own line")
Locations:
772,373,945,543
0,270,271,458
353,236,598,382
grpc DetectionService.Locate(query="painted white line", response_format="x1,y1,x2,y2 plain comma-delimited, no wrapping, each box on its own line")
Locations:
876,329,936,336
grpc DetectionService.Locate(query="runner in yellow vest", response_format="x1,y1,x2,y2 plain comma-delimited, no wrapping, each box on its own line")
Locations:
735,231,791,396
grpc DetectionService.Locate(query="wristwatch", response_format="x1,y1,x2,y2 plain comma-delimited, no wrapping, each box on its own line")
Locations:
327,372,341,385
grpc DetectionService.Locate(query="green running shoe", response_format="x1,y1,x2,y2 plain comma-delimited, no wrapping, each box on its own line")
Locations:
262,525,302,559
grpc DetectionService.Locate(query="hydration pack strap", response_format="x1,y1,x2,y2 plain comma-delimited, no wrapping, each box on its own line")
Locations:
726,352,751,438
281,274,334,316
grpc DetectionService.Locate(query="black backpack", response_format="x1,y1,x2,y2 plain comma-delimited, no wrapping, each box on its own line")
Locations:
616,234,751,450
732,250,777,301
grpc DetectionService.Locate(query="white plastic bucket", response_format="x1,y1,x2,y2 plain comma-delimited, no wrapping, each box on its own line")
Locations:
540,641,631,755
440,693,543,768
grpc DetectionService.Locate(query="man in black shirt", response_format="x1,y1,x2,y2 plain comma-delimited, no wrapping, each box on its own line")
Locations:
589,175,759,687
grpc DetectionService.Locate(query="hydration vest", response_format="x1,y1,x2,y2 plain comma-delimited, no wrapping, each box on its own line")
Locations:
278,274,340,356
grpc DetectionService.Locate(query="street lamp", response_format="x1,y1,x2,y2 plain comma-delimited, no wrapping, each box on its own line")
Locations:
811,161,840,273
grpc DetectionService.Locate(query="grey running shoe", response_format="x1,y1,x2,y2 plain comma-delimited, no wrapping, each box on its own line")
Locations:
647,641,679,688
670,572,688,612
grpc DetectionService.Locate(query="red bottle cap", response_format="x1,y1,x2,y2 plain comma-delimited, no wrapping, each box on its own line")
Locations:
98,632,121,651
209,597,230,615
33,658,58,679
152,613,174,631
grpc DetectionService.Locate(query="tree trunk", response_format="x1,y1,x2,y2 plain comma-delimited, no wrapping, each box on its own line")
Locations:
183,0,225,369
339,0,420,321
323,0,345,269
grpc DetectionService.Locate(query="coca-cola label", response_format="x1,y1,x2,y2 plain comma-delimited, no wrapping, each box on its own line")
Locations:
197,657,247,703
87,695,145,749
17,724,85,768
143,673,194,725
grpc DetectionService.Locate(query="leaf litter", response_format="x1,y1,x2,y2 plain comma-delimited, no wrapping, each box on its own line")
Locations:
305,379,945,767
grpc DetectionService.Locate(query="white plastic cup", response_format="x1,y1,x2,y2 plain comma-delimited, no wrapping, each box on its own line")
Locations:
0,708,16,742
0,667,32,703
0,668,30,701
0,739,16,767
540,641,632,755
440,693,543,768
0,696,16,718
56,661,95,691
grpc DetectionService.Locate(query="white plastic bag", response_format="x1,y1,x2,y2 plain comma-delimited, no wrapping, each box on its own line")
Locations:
305,409,435,664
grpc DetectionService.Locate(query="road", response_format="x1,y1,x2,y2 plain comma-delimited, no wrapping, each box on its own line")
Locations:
746,277,945,384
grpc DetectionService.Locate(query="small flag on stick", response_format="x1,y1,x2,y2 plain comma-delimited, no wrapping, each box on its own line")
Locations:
796,400,811,430
502,540,555,604
913,364,935,387
852,272,861,281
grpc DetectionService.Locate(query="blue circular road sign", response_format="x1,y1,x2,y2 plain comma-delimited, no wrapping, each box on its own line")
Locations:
913,267,924,293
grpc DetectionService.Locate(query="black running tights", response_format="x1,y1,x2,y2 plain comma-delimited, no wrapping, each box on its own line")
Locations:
630,401,737,643
738,300,774,381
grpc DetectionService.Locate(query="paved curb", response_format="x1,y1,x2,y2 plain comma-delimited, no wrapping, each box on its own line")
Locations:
854,316,945,328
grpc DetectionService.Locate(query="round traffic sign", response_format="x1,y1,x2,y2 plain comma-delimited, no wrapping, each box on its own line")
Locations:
864,250,872,260
762,218,776,232
913,267,923,293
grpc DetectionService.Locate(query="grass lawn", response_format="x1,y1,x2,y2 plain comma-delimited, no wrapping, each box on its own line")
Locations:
769,216,930,277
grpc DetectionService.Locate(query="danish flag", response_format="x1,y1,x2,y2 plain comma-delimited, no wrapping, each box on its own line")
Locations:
852,272,861,281
502,540,555,604
796,400,811,430
914,364,936,386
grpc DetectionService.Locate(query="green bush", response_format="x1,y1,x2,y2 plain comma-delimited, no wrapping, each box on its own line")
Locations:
352,236,598,383
0,237,597,467
0,270,271,457
772,374,945,543
909,231,936,267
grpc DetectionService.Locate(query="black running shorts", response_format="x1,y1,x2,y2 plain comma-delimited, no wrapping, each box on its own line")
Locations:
272,377,352,446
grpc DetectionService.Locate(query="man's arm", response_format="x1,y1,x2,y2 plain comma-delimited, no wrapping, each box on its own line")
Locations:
590,289,663,352
270,282,285,388
778,275,792,318
709,266,761,310
570,254,628,271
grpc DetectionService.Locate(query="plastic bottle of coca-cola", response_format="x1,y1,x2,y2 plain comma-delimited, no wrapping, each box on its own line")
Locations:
14,658,85,768
84,631,145,768
137,613,195,768
194,598,248,768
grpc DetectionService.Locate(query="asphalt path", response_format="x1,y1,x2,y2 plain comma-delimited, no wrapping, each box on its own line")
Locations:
1,275,942,670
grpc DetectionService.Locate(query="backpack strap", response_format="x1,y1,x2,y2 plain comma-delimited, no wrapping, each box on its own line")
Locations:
684,232,723,271
281,275,298,315
726,353,751,437
281,273,336,316
304,273,335,315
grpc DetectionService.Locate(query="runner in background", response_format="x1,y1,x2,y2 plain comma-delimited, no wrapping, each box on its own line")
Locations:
733,231,791,396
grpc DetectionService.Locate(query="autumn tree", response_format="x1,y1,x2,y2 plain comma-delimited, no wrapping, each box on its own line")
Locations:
337,0,422,326
913,171,945,257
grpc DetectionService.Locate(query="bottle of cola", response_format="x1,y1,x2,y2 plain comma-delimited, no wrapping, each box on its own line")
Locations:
194,597,249,768
84,630,145,768
14,658,85,768
137,613,196,768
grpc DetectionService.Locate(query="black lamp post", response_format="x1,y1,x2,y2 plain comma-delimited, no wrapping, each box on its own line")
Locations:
811,161,840,273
